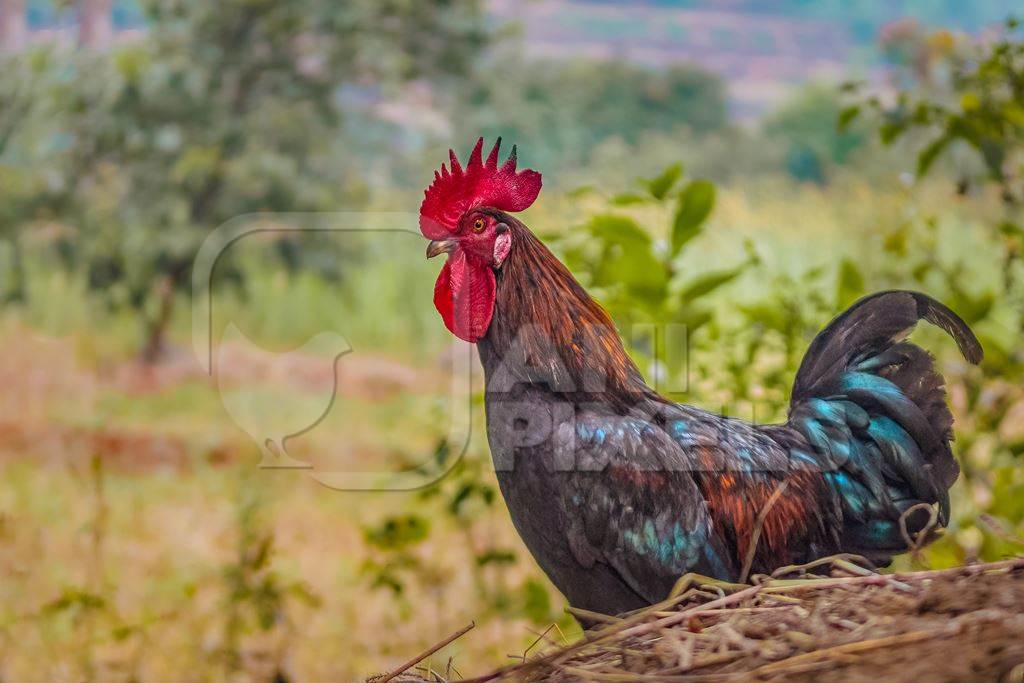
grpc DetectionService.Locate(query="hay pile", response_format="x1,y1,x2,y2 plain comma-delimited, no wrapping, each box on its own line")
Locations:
378,556,1024,682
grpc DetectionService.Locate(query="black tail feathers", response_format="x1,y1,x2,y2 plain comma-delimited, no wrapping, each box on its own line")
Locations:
792,290,982,407
791,290,982,514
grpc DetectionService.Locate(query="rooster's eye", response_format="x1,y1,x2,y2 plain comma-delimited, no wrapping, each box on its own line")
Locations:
473,218,486,233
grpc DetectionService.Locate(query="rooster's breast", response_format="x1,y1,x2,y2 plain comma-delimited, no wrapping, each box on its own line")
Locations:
484,390,655,615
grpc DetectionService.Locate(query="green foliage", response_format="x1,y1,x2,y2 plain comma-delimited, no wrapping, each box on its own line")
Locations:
0,49,71,303
360,514,432,598
364,514,431,551
359,437,564,627
672,179,716,256
458,59,727,171
855,18,1024,205
766,84,868,183
555,164,753,384
835,258,867,309
221,474,320,672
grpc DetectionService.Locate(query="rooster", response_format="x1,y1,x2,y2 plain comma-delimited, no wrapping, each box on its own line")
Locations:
420,138,983,616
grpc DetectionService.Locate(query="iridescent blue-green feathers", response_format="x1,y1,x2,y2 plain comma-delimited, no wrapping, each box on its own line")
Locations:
782,290,982,562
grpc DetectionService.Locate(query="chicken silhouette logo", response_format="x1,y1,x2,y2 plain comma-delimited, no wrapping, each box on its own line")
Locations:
217,322,352,469
192,211,474,490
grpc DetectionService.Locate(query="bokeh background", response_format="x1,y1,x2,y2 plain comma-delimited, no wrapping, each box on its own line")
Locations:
1,1,1023,680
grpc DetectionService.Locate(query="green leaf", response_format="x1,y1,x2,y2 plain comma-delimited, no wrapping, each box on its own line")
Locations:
644,163,683,201
671,180,715,257
520,579,552,625
609,192,649,206
879,120,906,145
837,105,860,132
883,225,909,256
586,214,651,248
950,290,994,325
566,185,598,199
364,515,430,550
835,258,865,309
678,266,744,301
287,582,323,608
998,221,1023,238
917,134,952,177
602,246,668,300
433,439,451,467
42,588,106,616
476,549,516,566
1003,103,1024,128
738,302,788,332
673,306,713,334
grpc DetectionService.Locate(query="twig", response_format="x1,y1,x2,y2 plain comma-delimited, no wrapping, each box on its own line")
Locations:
507,624,556,663
761,556,1024,594
374,622,475,683
770,553,876,579
616,585,763,641
739,480,789,583
762,573,913,594
750,627,953,675
566,605,621,625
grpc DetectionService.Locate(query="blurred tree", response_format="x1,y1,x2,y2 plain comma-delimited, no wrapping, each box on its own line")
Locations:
0,49,64,303
55,0,487,360
458,58,727,172
878,18,960,90
847,18,1023,277
765,84,867,183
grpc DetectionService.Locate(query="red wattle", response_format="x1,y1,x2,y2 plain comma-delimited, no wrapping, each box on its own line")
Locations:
433,249,496,343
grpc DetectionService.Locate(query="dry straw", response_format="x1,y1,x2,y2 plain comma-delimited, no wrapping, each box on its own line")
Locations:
380,556,1024,682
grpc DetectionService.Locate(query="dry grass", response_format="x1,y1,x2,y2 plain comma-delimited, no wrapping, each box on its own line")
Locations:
391,557,1024,682
0,322,551,682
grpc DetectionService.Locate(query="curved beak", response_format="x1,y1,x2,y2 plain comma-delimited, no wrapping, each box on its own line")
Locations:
426,238,457,259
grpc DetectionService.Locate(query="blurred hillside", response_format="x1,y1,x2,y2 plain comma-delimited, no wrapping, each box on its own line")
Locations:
7,0,1021,116
489,0,1021,115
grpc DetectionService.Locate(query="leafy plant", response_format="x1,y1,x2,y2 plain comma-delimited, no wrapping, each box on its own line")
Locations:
361,436,565,629
846,17,1024,219
221,474,320,677
555,163,754,383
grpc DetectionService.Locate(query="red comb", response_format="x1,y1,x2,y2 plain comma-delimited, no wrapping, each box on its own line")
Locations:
419,137,542,239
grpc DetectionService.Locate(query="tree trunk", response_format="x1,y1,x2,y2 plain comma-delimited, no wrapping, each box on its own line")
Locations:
140,273,176,364
4,235,26,304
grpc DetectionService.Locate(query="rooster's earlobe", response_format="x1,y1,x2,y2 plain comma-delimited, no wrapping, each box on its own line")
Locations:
494,231,512,268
